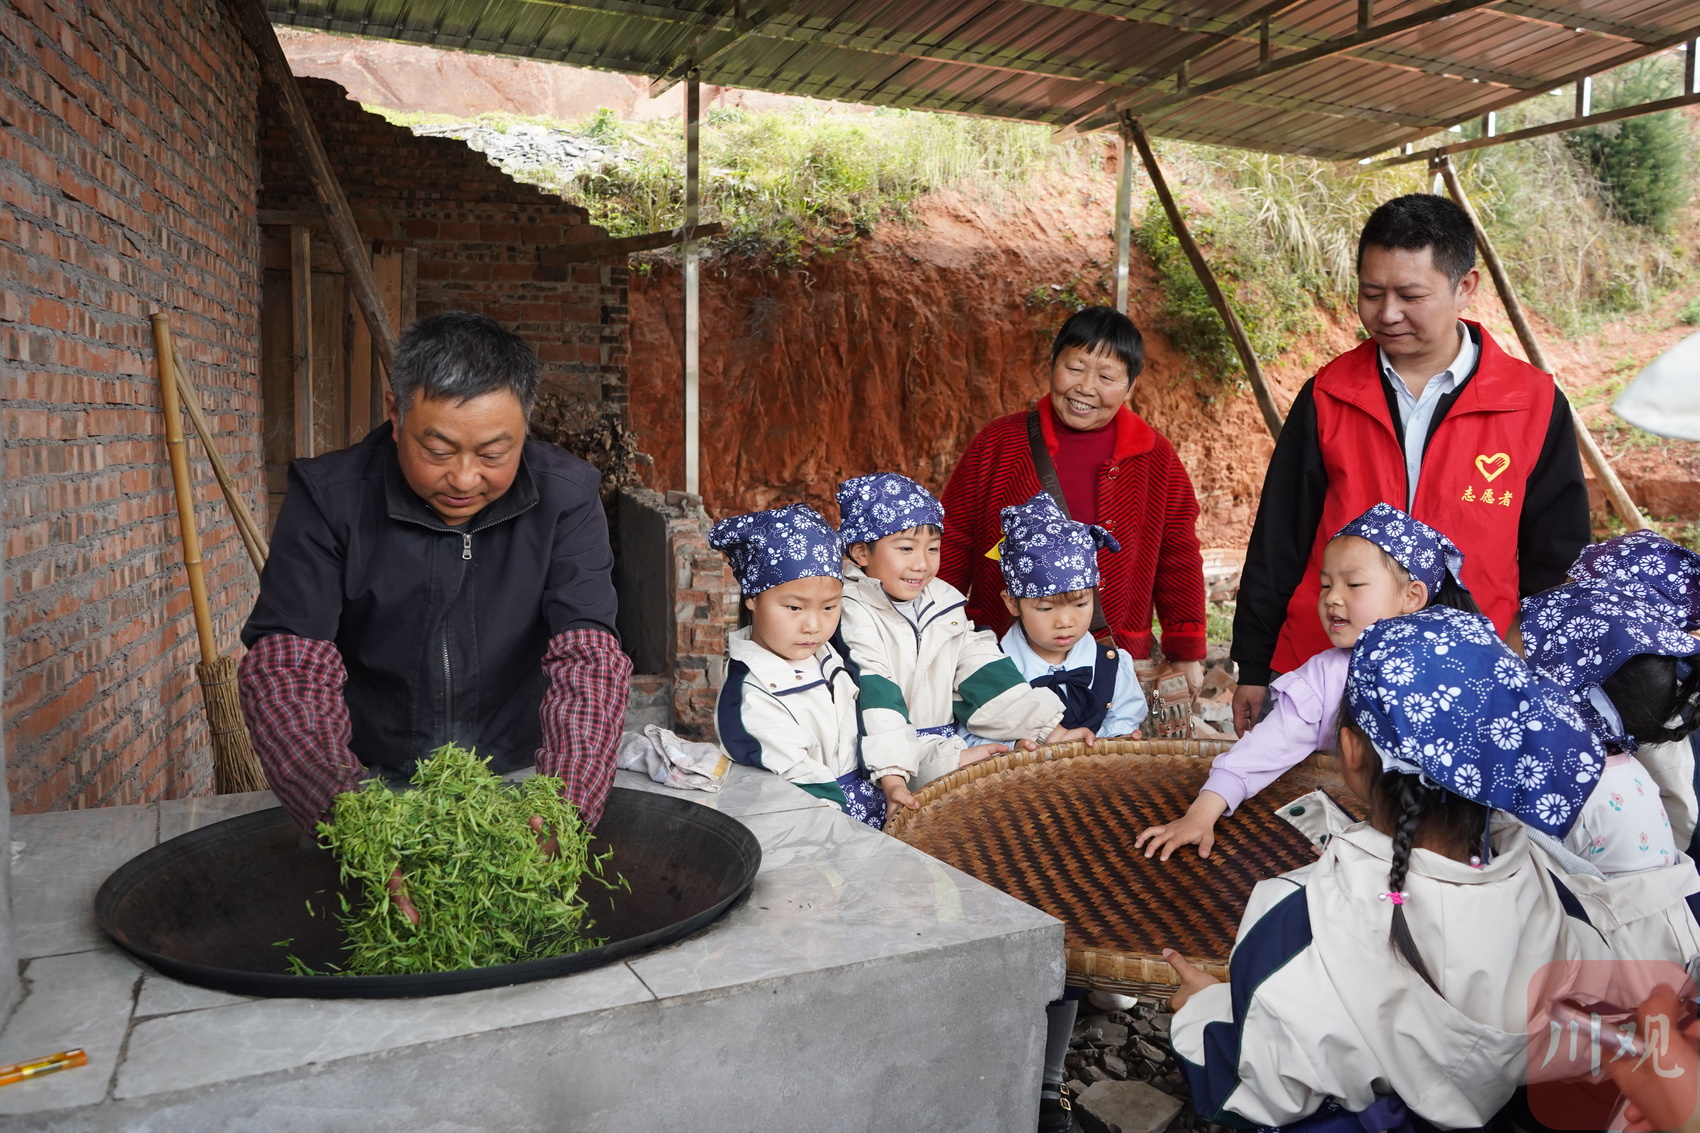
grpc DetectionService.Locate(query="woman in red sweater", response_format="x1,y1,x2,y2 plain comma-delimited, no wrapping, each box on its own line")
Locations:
939,307,1208,694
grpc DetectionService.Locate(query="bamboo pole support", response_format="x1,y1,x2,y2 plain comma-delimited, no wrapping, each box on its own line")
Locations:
1434,155,1647,530
1127,120,1285,439
154,315,218,665
1112,127,1133,315
152,314,269,795
170,340,270,574
222,0,398,374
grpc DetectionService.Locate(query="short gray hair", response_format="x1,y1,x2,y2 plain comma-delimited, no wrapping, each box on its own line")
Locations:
390,311,541,419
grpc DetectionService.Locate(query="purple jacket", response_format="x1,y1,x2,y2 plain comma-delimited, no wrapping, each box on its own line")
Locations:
1205,647,1348,813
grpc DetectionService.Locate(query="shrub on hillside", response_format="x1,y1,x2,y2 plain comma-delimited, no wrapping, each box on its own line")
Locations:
1563,57,1695,233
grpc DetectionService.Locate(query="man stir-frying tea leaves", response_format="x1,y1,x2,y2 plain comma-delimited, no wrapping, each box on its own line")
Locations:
238,311,632,846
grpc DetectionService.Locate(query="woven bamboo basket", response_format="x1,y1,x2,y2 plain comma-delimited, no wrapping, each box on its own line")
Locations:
885,739,1358,996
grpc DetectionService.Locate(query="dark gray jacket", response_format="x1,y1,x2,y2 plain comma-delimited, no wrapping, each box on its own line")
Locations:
242,423,619,775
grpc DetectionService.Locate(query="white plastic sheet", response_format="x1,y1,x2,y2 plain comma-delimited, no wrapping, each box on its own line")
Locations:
1613,330,1700,441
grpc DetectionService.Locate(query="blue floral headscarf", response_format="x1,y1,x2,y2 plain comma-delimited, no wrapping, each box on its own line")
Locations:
835,473,944,549
997,493,1121,598
1333,503,1466,596
1569,530,1700,631
1518,582,1700,752
1346,606,1602,838
709,505,843,596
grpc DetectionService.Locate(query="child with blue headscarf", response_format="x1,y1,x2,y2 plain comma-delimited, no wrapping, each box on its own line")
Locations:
1517,582,1700,875
1165,606,1613,1131
710,505,885,829
834,474,1093,814
958,493,1148,749
1139,503,1478,861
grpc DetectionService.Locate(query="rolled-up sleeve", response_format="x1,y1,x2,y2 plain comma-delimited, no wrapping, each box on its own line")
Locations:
238,634,365,830
535,628,632,824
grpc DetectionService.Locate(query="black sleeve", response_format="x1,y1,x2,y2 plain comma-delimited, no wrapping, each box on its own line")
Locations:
241,461,345,647
1517,386,1592,596
1231,380,1327,686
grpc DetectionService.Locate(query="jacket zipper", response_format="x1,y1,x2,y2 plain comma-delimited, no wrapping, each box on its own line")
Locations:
442,531,473,737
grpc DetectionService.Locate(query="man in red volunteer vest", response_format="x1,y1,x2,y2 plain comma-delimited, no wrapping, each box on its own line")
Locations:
1229,194,1590,734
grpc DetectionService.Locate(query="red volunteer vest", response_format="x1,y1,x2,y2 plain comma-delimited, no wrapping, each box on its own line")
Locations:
1269,323,1555,674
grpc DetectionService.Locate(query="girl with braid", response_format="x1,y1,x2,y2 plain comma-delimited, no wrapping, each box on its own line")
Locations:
1165,606,1613,1132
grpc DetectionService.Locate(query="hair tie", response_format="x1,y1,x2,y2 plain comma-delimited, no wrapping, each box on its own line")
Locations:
1378,891,1410,905
1469,856,1483,869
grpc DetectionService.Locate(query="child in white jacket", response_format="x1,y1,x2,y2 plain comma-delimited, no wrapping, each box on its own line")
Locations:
1166,606,1616,1131
959,492,1147,746
833,474,1091,813
710,505,885,828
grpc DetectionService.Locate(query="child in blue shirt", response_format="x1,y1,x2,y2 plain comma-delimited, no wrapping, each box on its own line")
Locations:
962,493,1146,747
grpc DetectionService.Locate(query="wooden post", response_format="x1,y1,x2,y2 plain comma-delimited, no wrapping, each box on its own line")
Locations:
1113,123,1133,314
1127,120,1284,438
289,225,314,459
1434,155,1646,529
683,72,702,496
223,0,398,374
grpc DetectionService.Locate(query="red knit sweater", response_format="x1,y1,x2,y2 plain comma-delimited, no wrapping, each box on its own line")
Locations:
940,398,1207,661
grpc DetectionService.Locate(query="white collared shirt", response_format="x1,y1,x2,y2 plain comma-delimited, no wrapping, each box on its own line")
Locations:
1378,323,1478,509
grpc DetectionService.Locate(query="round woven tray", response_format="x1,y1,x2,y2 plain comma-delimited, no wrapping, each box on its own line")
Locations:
886,739,1359,996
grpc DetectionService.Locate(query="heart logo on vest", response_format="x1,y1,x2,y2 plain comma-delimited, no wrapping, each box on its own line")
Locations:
1474,452,1511,482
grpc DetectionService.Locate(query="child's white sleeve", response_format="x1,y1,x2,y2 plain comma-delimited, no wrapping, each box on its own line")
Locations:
1100,651,1149,737
953,626,1066,743
723,683,844,787
838,603,923,782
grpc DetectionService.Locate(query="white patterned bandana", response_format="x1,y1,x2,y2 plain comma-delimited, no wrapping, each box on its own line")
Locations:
834,473,944,549
709,505,843,596
1569,529,1700,631
1333,502,1466,595
997,492,1121,598
1346,606,1603,838
1518,581,1700,752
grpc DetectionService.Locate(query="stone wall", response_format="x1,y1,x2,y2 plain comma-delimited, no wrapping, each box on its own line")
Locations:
2,0,262,812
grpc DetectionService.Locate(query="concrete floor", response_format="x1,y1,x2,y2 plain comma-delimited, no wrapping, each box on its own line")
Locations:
0,766,1063,1132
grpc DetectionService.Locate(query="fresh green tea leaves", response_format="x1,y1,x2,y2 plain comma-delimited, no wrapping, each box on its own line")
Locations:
301,743,614,975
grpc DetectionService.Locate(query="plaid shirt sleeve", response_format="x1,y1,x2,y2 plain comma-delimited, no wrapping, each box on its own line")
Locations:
238,633,364,830
535,628,632,826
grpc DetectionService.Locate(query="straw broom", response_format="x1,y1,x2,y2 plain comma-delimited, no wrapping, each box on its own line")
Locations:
151,313,268,794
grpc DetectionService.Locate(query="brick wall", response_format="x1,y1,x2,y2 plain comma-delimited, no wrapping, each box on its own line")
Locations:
259,78,627,428
2,0,262,812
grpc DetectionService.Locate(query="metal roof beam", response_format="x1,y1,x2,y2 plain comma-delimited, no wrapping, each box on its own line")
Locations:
650,0,807,93
1366,83,1700,165
1061,0,1514,134
1484,2,1668,44
1353,16,1700,157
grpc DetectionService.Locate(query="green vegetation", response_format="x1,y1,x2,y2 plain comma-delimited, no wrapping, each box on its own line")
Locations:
296,743,616,976
1681,295,1700,325
566,106,1099,261
1565,58,1694,233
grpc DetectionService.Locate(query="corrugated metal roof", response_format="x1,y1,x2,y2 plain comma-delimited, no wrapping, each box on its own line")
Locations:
267,0,1700,160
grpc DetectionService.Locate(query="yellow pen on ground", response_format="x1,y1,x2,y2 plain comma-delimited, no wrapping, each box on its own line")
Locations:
0,1049,87,1087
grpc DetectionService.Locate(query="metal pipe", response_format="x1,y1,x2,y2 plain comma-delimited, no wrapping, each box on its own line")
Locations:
683,72,702,497
1128,121,1283,438
1687,38,1697,95
1575,75,1593,119
1113,121,1133,315
1432,155,1645,529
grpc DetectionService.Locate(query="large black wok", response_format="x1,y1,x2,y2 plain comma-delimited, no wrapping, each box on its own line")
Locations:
95,786,761,999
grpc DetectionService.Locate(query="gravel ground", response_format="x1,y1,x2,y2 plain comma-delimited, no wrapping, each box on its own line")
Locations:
1065,997,1236,1133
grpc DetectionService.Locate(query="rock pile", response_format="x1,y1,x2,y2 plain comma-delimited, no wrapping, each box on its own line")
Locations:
408,121,612,184
1065,999,1234,1133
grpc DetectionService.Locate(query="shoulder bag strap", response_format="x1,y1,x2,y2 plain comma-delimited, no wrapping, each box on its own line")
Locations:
1025,409,1110,637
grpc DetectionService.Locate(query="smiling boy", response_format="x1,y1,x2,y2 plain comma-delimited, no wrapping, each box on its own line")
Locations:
1230,194,1590,734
